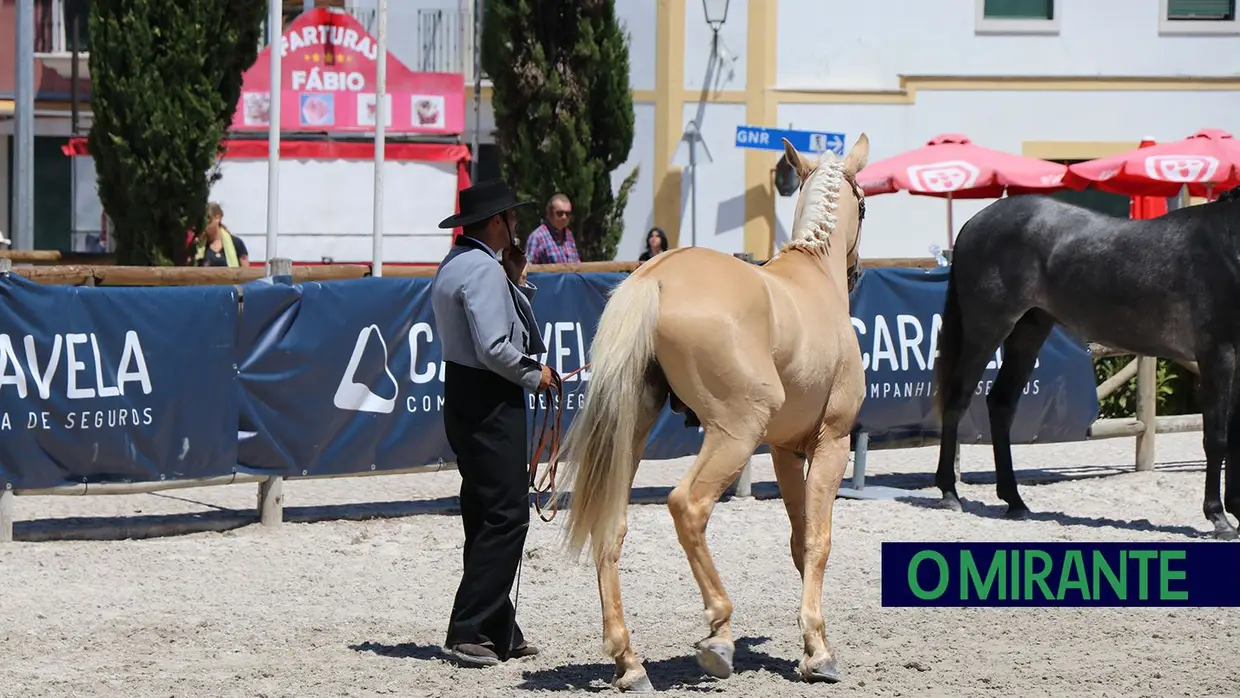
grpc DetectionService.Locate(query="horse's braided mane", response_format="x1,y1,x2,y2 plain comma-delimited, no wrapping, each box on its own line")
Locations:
780,156,847,255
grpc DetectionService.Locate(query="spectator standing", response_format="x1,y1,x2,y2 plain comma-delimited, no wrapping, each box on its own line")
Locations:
638,226,668,262
524,193,581,265
192,202,249,267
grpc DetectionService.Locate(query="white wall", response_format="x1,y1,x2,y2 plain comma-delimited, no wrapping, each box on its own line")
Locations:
611,103,657,263
776,0,1240,89
665,0,1240,259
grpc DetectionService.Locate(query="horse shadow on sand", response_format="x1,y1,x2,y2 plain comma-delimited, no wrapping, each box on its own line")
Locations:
889,459,1213,539
514,636,798,693
350,637,799,692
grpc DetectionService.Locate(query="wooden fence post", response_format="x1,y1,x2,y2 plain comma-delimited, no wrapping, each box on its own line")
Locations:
256,257,292,527
1135,355,1157,472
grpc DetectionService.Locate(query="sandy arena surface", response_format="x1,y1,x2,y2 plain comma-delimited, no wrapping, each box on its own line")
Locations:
1,432,1238,698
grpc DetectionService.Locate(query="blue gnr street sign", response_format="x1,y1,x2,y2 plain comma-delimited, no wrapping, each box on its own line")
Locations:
735,125,846,156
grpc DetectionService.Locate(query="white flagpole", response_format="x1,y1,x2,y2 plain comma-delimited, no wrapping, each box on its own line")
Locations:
372,0,388,276
265,0,282,272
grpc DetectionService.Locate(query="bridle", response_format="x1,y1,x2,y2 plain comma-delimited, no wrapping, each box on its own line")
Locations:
844,172,867,293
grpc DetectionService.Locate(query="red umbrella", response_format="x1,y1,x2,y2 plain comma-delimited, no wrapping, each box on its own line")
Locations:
1129,139,1170,220
1065,128,1240,199
855,133,1072,247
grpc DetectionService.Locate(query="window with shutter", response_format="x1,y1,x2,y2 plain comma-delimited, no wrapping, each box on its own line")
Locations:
982,0,1054,19
1166,0,1235,20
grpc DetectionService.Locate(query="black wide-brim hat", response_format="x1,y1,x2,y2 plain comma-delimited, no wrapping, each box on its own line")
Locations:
438,178,537,229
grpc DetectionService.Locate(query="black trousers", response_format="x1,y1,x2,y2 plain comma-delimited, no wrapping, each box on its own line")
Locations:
442,360,531,658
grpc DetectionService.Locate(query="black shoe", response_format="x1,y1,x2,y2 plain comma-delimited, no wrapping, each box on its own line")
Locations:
509,642,540,659
448,642,501,668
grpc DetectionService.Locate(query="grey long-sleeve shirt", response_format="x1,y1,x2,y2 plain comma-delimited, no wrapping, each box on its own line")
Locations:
430,236,547,392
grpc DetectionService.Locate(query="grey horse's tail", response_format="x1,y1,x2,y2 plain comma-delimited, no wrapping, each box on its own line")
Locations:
934,261,964,417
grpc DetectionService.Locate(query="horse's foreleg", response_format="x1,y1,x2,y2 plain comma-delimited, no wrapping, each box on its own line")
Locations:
770,446,808,578
667,429,761,680
1196,345,1238,539
986,311,1054,519
796,433,849,683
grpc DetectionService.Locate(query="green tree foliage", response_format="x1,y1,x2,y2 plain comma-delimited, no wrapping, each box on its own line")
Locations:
88,0,265,265
480,0,638,261
1093,355,1199,418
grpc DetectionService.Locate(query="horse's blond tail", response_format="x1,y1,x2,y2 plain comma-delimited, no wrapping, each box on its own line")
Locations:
561,274,661,564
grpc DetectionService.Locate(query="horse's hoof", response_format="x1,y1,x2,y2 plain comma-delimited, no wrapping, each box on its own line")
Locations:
799,656,842,683
1004,505,1032,520
695,642,734,679
934,493,962,512
1211,519,1238,541
613,670,655,693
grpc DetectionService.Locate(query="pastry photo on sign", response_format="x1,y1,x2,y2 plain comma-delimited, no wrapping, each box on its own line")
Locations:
242,92,271,126
356,93,393,128
411,95,445,128
299,93,336,127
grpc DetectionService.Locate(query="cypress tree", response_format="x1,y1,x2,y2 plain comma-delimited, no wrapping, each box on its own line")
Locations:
480,0,638,262
87,0,266,265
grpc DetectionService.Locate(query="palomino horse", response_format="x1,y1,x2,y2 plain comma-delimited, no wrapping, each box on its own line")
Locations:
932,186,1240,539
558,135,871,691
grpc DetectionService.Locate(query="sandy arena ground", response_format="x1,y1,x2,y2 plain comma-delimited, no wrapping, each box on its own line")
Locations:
1,432,1238,697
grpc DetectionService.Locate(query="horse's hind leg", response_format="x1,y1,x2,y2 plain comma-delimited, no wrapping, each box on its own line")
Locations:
935,328,1015,511
796,431,851,683
986,310,1054,519
667,424,768,680
598,407,661,693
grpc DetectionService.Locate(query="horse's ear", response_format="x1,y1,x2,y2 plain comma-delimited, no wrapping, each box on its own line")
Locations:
782,137,813,181
843,133,870,176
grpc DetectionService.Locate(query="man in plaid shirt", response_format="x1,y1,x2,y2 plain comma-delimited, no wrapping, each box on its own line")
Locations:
524,193,581,265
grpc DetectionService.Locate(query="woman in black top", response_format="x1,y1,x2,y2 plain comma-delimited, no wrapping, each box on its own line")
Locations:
638,226,668,262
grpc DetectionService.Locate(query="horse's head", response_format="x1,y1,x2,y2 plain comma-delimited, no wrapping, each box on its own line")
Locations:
780,134,870,291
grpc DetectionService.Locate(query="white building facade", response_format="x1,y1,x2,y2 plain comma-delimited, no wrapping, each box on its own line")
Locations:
7,0,1238,262
578,0,1240,262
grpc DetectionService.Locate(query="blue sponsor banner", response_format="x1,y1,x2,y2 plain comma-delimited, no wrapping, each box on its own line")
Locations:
0,263,1104,489
881,542,1240,607
235,271,707,477
0,273,240,490
848,267,1099,447
236,276,433,477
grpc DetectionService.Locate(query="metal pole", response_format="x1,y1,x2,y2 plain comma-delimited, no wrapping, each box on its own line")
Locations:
851,431,869,490
372,0,388,277
13,0,35,250
470,0,482,182
265,0,283,272
689,129,697,248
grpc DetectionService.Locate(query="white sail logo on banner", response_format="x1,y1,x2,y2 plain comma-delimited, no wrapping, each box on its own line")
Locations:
333,324,398,414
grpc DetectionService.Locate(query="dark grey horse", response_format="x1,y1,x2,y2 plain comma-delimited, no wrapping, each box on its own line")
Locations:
932,186,1240,540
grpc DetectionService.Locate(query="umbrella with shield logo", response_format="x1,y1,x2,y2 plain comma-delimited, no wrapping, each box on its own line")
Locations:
1063,128,1240,201
855,133,1073,248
